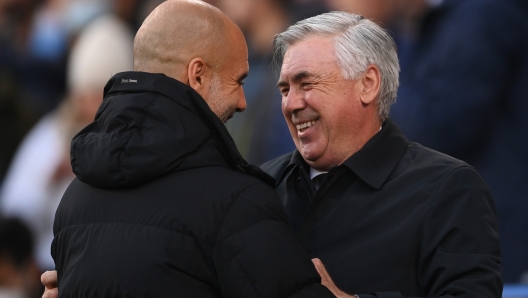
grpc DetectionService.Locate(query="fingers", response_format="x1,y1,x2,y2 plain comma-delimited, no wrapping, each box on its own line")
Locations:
41,270,58,288
312,258,354,298
42,287,58,298
312,258,332,286
41,271,59,298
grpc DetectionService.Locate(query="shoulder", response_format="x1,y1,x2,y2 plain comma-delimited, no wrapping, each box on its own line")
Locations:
211,169,289,241
402,142,490,195
220,168,283,210
394,142,489,190
260,152,295,180
151,166,281,208
407,142,470,169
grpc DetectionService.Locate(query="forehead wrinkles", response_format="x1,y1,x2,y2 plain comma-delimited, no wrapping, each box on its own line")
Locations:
280,41,337,80
281,57,319,83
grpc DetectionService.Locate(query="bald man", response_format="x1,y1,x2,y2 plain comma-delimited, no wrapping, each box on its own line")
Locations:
44,1,335,297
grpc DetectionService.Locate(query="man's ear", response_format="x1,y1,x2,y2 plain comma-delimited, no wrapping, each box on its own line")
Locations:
359,65,381,105
187,57,212,99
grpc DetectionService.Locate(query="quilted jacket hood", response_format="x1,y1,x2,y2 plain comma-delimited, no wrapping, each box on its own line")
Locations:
70,71,274,189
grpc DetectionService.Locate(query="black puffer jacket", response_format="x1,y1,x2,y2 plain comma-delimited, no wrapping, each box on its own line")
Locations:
51,72,333,298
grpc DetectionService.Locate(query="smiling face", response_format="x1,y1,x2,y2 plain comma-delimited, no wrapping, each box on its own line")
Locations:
278,35,381,171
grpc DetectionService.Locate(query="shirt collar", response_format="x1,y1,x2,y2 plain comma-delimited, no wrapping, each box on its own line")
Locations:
285,118,408,189
309,167,327,180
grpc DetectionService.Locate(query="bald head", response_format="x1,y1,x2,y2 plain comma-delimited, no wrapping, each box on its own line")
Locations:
134,0,249,123
134,0,237,81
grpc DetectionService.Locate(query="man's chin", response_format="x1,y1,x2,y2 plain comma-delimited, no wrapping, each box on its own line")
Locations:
301,149,332,171
222,112,236,123
300,149,320,164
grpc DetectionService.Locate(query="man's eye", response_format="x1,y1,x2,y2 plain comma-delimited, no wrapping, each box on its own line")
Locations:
301,82,312,89
280,88,289,96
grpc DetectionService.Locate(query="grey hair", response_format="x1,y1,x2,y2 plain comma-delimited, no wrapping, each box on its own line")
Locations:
273,11,399,121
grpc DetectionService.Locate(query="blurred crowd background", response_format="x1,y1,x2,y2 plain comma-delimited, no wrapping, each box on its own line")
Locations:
0,0,526,297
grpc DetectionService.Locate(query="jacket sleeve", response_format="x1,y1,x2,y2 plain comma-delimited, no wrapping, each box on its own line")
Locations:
418,165,502,297
356,166,502,298
212,182,335,298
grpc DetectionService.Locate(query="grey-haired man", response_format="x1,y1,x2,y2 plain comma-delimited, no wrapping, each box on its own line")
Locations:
261,11,502,298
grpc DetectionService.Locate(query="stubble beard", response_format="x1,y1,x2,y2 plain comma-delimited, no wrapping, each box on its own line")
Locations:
207,73,234,123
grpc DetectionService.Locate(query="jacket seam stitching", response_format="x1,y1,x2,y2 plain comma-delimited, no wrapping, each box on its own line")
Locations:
54,221,197,237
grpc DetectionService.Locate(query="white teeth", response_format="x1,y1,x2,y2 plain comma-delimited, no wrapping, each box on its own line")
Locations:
296,120,317,131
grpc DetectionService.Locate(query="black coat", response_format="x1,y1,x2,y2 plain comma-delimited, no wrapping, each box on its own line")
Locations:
261,119,502,298
52,72,334,298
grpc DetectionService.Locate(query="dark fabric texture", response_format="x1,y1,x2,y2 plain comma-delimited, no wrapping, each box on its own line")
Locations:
52,72,333,298
261,119,502,298
389,0,528,282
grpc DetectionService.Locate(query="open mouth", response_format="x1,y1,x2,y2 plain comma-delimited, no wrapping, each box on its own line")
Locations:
296,120,317,133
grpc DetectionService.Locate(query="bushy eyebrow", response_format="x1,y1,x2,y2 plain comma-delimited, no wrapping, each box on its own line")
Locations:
276,71,314,88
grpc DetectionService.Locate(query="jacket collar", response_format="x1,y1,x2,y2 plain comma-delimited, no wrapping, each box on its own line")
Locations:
341,119,409,189
103,71,219,129
76,71,275,188
103,72,235,162
282,119,408,189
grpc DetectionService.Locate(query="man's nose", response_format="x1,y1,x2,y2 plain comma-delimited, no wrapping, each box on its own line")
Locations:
235,89,247,113
283,88,306,115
